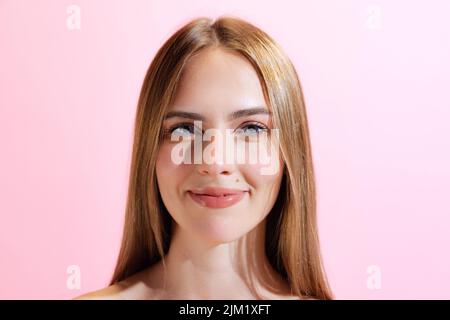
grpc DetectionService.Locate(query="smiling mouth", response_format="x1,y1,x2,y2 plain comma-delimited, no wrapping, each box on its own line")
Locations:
187,187,248,209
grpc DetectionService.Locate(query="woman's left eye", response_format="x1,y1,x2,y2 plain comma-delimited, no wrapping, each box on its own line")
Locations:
238,123,268,136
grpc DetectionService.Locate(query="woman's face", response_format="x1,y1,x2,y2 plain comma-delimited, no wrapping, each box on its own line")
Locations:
156,47,284,244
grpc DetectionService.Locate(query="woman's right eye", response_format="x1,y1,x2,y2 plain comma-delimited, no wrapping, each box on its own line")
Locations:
171,124,194,135
164,123,199,139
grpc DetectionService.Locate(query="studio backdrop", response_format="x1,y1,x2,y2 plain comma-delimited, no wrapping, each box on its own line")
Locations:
1,0,449,299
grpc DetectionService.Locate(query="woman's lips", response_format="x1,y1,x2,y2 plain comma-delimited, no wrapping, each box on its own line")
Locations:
187,187,248,209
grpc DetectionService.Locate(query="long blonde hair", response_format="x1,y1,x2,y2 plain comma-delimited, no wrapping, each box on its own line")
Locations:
110,16,333,300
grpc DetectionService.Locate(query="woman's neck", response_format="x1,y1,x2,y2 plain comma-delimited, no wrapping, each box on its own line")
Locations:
142,220,292,299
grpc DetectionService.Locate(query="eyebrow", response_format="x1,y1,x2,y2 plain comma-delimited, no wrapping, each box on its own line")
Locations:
164,107,271,122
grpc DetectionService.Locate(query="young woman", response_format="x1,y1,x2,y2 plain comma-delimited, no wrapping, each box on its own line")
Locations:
76,16,333,300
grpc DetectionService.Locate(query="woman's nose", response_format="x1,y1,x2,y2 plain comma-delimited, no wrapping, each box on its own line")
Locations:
196,159,235,176
195,133,237,176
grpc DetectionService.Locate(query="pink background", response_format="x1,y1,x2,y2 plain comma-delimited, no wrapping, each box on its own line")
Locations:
1,0,449,299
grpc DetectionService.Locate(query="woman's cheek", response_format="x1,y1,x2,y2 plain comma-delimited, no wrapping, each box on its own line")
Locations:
241,139,283,184
156,144,180,198
242,162,282,189
156,143,193,194
240,141,284,211
157,144,177,171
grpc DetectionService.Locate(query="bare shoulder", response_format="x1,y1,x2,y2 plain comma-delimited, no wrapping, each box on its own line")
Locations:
73,267,163,300
73,283,126,300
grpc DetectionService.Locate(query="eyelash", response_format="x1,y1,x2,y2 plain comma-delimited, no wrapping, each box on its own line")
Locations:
162,121,269,139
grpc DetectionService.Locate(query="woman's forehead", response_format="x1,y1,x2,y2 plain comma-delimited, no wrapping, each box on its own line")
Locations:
171,48,267,112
